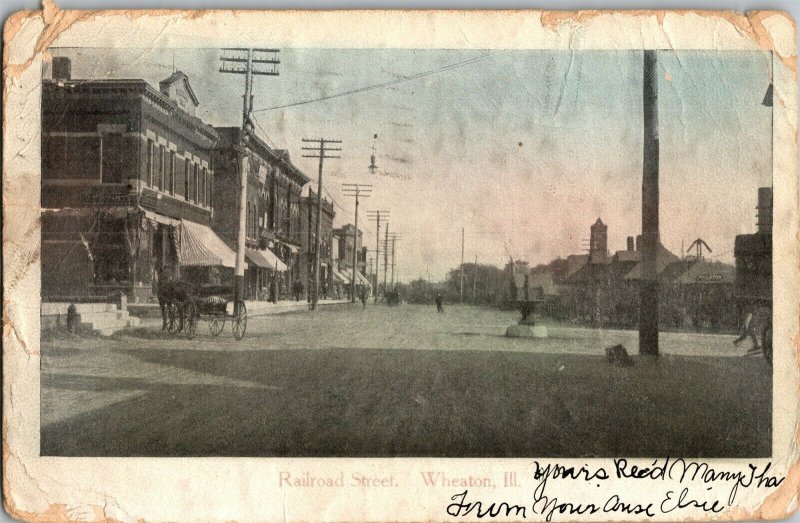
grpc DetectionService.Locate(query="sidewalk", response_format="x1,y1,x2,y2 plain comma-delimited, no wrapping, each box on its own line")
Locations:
243,299,350,316
129,298,352,326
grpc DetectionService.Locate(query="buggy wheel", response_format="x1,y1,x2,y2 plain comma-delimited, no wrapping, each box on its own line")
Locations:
232,300,247,341
208,317,225,337
166,303,178,333
185,301,198,340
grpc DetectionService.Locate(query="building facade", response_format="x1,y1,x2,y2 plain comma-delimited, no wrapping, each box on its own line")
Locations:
211,127,310,301
41,59,232,303
299,190,336,300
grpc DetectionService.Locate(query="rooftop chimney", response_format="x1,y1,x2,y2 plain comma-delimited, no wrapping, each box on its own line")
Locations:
52,57,71,82
757,187,772,235
627,236,635,252
635,234,642,252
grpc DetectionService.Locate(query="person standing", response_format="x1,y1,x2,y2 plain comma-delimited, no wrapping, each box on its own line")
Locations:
435,292,444,313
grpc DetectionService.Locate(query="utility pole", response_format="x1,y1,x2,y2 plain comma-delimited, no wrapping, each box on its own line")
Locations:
367,210,389,303
219,47,280,309
343,183,372,303
389,234,402,290
383,224,389,298
301,138,341,310
472,254,477,304
460,227,465,304
640,50,660,356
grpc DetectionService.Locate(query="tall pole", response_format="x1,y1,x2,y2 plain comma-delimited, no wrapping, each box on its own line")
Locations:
640,50,660,356
367,209,387,303
343,184,372,303
352,191,359,302
375,213,380,302
383,224,389,296
313,141,325,309
391,237,396,290
234,49,253,306
472,254,477,304
301,138,341,310
219,47,280,308
460,227,465,304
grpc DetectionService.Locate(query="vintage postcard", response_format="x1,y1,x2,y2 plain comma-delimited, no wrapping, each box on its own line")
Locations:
3,3,799,522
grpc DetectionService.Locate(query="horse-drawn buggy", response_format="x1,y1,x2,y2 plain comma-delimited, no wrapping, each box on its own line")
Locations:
160,281,247,340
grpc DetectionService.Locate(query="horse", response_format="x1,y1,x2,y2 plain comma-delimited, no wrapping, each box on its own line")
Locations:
157,279,196,332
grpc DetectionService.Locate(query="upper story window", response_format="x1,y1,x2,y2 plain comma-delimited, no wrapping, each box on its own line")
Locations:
168,151,176,194
146,139,154,186
184,160,190,200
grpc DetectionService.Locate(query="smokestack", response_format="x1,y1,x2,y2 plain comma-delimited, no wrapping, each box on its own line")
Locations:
627,236,635,252
635,234,642,252
757,187,772,235
52,57,71,82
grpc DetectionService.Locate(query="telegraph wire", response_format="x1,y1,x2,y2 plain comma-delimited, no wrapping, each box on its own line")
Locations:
251,50,507,113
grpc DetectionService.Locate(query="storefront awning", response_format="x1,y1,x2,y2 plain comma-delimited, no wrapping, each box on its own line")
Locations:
355,271,371,287
180,220,236,268
143,210,180,227
246,247,288,271
331,268,348,283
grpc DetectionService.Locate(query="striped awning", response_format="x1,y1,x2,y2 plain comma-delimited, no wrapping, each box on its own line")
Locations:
246,247,288,271
355,271,371,287
331,267,348,283
180,220,236,268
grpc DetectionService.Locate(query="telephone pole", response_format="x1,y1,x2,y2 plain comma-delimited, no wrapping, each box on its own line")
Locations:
472,254,477,304
389,234,402,290
383,223,389,298
219,48,280,308
640,50,660,356
367,210,389,303
342,183,372,303
302,138,341,310
460,227,465,304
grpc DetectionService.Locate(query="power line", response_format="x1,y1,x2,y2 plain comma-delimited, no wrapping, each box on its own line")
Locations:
252,50,507,113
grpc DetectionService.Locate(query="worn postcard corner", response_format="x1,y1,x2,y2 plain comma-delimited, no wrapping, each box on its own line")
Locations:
3,5,800,523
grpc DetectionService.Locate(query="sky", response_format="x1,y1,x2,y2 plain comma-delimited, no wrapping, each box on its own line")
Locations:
47,47,773,281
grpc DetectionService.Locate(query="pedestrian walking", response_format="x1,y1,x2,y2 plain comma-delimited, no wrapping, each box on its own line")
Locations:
734,306,761,356
293,278,304,302
435,292,444,313
360,287,367,309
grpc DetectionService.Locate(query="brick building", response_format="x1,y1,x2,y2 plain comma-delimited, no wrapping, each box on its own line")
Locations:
299,190,336,300
211,127,309,300
333,224,371,298
41,59,234,303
